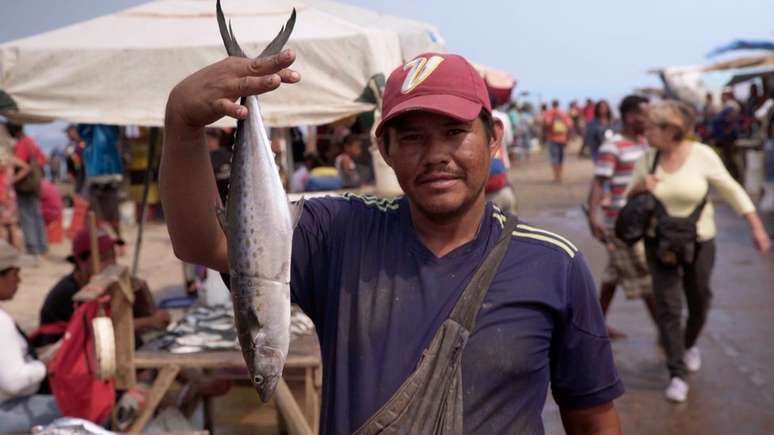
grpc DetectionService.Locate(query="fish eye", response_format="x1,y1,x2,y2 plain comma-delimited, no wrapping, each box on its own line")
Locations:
254,374,264,385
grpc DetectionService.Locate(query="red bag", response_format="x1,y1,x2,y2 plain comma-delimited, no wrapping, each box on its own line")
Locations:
485,172,507,193
47,299,116,423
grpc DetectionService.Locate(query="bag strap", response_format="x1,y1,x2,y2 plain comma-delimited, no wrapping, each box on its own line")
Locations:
650,150,661,174
15,323,38,359
687,194,708,222
450,216,519,331
28,321,69,341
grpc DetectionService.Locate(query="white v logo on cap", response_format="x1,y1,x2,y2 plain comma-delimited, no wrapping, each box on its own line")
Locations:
400,55,445,94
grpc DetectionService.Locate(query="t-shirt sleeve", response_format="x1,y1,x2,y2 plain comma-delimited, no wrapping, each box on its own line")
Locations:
40,280,77,325
700,144,755,215
594,140,619,179
624,150,650,197
550,253,624,409
0,313,46,396
290,197,350,328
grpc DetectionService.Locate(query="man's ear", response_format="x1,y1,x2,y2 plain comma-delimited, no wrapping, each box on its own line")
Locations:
376,133,394,168
490,117,505,158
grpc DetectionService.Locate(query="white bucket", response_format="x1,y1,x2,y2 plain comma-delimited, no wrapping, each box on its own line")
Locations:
202,268,231,306
119,201,136,226
370,147,403,196
744,150,764,199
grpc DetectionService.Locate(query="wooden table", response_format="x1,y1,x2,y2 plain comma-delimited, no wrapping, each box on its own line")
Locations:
74,264,321,435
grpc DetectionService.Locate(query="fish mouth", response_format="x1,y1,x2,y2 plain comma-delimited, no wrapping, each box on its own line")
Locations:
255,374,281,402
252,345,286,402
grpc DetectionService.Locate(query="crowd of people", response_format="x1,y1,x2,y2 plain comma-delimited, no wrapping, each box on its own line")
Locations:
0,122,129,263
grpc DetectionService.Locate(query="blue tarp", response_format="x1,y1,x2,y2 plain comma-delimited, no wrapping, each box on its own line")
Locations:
707,39,774,58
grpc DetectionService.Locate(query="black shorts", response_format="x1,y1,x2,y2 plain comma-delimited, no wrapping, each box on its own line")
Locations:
89,182,121,222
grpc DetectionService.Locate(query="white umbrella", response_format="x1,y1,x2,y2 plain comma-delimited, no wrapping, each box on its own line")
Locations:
0,0,444,127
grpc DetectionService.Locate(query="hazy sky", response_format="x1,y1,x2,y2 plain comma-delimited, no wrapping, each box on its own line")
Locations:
1,0,773,148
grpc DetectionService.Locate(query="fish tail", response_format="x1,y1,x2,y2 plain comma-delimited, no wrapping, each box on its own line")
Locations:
216,1,297,59
216,0,245,57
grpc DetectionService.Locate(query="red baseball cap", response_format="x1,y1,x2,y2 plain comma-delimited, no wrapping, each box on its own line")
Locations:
68,227,123,263
375,52,491,137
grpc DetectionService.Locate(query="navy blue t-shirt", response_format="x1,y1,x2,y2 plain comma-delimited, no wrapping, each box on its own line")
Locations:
291,194,623,435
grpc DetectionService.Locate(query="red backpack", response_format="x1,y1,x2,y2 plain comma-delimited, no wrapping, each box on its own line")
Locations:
41,298,116,423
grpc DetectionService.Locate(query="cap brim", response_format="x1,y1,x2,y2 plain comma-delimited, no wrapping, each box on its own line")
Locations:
375,94,483,137
7,255,36,269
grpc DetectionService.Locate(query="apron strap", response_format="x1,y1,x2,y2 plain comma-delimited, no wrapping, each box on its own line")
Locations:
449,216,518,331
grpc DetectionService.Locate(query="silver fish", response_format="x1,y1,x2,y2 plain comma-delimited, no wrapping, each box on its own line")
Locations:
215,0,301,402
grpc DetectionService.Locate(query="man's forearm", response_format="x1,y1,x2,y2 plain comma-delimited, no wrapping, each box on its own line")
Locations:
160,113,228,271
587,177,604,215
561,402,622,435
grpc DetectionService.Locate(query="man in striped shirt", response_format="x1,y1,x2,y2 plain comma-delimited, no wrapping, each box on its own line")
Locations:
587,95,657,338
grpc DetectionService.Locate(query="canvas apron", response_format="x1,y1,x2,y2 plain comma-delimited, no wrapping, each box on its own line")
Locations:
354,217,518,435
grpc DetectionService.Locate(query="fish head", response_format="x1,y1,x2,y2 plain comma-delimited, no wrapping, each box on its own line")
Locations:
253,345,285,402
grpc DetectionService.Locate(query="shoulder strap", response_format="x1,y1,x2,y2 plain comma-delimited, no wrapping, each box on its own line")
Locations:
650,150,661,174
450,216,519,331
15,323,38,359
687,194,708,222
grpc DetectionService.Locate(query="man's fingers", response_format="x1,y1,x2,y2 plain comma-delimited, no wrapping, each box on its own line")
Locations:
244,49,296,76
213,98,247,119
278,68,301,83
225,75,282,98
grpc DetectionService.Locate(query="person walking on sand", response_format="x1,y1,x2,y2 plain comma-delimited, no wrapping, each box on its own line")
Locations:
627,100,770,403
543,100,572,183
6,123,48,258
586,95,657,339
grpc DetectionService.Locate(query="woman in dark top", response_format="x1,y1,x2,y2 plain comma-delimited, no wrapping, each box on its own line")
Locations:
583,100,614,161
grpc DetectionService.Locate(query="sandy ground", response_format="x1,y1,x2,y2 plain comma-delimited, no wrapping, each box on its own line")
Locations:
4,140,773,434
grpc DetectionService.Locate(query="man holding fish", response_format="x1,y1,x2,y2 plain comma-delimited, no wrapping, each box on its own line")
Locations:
161,4,622,434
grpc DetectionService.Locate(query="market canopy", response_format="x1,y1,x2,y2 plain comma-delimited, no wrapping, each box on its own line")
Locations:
725,64,774,87
702,54,774,73
0,0,444,127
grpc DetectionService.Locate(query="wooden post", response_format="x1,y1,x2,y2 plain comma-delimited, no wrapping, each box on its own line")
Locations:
307,126,317,152
275,378,314,435
127,364,180,432
304,367,319,433
132,127,159,277
111,266,136,389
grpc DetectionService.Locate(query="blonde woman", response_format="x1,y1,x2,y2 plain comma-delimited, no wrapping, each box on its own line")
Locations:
627,100,770,403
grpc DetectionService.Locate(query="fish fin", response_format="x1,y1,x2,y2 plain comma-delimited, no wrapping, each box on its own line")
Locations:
289,197,305,229
216,206,228,235
258,8,297,59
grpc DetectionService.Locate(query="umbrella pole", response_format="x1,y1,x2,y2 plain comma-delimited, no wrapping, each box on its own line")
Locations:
131,127,159,277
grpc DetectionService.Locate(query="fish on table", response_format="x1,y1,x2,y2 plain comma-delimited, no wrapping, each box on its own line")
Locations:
214,0,302,402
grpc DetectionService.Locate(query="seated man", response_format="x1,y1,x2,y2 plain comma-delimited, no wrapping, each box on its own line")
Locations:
334,134,364,188
34,228,170,348
0,241,60,431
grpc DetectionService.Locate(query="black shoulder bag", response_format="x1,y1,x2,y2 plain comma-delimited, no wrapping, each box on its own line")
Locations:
651,191,707,266
614,151,660,245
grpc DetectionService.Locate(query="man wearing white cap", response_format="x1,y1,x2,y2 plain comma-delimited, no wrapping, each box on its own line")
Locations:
0,241,60,431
